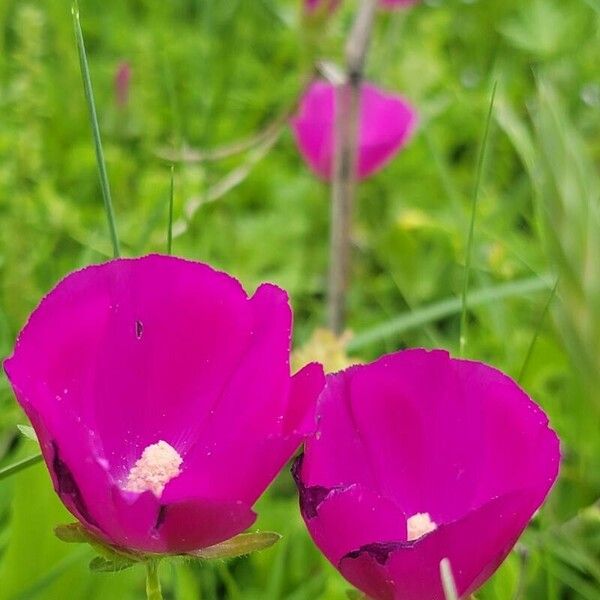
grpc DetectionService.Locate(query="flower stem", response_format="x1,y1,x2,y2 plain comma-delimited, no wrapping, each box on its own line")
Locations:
145,560,163,600
0,453,43,481
328,0,378,334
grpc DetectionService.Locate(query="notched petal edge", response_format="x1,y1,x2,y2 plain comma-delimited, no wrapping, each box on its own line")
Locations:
291,453,344,519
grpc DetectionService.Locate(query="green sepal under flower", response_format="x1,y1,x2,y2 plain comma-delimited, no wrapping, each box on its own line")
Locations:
55,522,282,572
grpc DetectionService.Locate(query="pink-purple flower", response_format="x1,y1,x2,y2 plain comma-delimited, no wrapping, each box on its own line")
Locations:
293,349,560,600
291,80,417,181
114,61,132,109
4,255,324,554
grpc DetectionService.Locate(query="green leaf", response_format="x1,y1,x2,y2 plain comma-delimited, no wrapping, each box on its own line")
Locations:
55,522,141,564
89,556,135,573
188,531,281,560
54,523,92,544
17,425,38,442
348,276,552,351
346,591,367,599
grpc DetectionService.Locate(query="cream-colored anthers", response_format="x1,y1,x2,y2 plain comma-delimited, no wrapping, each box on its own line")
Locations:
406,512,438,541
123,440,183,497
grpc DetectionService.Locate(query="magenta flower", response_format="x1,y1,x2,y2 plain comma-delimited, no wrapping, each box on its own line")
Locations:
291,80,417,181
5,255,324,554
293,349,560,600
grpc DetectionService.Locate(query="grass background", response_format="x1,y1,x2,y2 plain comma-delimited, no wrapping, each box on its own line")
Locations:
1,0,599,597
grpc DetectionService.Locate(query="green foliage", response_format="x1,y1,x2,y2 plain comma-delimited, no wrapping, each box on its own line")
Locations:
0,0,599,598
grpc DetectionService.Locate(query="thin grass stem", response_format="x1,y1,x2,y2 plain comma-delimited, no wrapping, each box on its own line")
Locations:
72,0,120,258
459,82,497,356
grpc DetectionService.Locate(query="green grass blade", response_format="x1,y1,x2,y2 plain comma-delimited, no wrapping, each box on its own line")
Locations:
348,275,551,351
167,165,174,255
518,277,559,383
459,82,497,356
0,453,43,481
71,0,120,258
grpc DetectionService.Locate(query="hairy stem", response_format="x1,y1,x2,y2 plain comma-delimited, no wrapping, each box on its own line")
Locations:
145,560,163,600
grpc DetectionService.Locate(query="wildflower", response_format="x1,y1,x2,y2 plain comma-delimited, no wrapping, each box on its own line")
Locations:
291,80,417,181
293,349,559,600
5,255,324,554
114,61,132,109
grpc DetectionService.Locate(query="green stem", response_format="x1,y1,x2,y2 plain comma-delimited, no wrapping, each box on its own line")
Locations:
0,453,43,481
167,164,174,255
459,82,497,357
145,560,163,600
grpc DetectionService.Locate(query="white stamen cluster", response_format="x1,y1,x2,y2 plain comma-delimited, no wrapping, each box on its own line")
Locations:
407,512,437,541
123,440,182,497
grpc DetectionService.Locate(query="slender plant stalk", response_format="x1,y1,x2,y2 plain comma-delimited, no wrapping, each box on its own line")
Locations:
328,0,378,334
518,277,559,383
459,82,497,356
0,453,43,481
167,165,174,255
145,560,163,600
72,0,120,258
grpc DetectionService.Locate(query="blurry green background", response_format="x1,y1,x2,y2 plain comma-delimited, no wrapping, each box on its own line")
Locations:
1,0,600,598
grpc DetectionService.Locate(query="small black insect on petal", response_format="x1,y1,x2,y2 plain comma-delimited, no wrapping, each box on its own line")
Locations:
135,320,143,339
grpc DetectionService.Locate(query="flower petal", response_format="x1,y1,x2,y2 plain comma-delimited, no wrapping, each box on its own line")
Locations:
161,288,324,507
294,456,407,566
302,349,559,524
5,255,257,479
339,491,537,600
291,81,417,181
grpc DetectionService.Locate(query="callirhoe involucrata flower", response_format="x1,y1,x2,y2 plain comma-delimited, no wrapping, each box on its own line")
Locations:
5,255,324,554
294,349,560,600
291,80,417,181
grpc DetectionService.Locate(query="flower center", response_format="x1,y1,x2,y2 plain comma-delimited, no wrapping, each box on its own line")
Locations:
123,440,183,497
406,512,437,541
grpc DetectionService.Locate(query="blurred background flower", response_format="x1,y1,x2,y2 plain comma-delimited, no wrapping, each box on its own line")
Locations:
291,80,417,180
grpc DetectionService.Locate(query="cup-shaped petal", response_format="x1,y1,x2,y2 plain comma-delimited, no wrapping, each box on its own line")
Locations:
294,349,559,599
5,255,325,553
291,80,417,181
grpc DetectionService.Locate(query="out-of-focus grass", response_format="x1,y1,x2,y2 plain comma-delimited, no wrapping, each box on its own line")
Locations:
1,0,599,598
